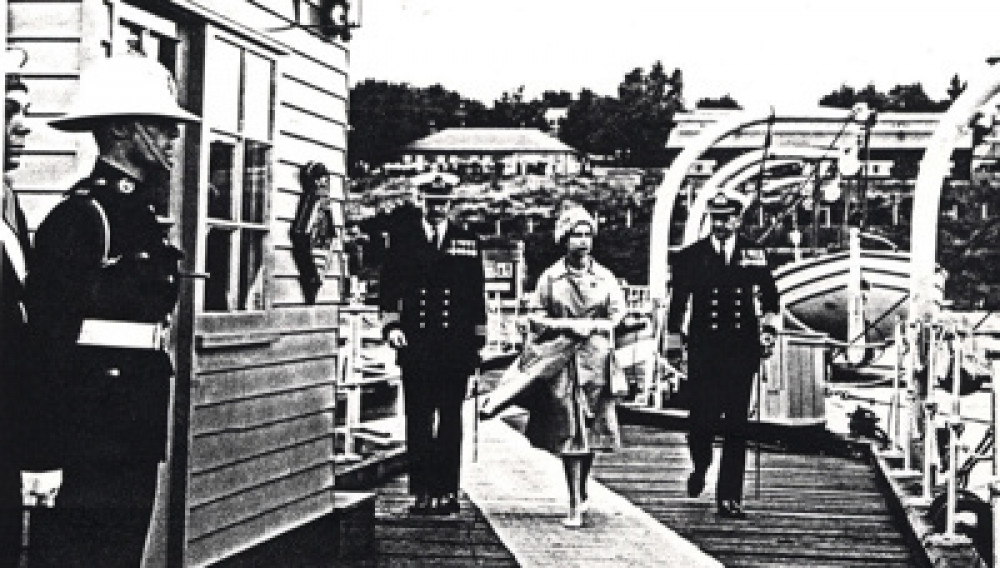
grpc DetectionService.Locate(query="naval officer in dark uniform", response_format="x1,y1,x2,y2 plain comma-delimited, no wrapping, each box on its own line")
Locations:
22,56,199,567
667,189,779,519
380,175,487,516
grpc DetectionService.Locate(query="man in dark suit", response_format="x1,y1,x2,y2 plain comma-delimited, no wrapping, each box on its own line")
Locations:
1,47,33,568
22,55,198,567
380,175,486,516
667,189,779,520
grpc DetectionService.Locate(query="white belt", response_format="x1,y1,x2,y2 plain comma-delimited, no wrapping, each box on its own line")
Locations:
77,319,167,350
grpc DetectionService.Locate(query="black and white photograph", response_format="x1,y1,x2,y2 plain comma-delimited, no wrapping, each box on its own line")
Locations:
4,0,1000,565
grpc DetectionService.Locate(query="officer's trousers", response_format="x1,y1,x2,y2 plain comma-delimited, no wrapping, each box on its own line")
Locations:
27,461,158,568
686,349,757,503
401,365,470,498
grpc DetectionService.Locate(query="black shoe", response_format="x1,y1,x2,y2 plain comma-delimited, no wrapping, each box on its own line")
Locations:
716,500,747,519
687,470,706,498
434,494,461,516
408,495,433,515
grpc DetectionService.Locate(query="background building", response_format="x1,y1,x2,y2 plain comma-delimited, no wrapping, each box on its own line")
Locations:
401,127,582,177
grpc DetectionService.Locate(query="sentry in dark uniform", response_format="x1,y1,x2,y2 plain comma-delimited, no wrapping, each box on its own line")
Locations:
22,56,198,567
667,190,779,520
380,175,486,516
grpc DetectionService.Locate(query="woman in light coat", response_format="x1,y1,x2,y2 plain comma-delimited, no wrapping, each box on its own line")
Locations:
485,205,624,528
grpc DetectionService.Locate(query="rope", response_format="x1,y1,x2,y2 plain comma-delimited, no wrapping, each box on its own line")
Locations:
756,110,861,244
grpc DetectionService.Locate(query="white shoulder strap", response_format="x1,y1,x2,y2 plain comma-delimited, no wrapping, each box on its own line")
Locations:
86,197,112,264
0,220,26,283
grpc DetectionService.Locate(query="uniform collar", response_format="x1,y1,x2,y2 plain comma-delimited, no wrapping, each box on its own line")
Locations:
422,217,448,244
86,159,142,195
554,256,595,278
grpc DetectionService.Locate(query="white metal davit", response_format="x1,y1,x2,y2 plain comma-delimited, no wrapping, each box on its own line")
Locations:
681,147,837,245
648,109,865,300
908,61,1000,321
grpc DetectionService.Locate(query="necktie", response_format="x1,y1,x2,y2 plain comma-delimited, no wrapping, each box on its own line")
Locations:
431,225,440,249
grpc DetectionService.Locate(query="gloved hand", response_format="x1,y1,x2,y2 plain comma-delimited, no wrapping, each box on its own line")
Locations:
22,470,63,508
387,328,407,349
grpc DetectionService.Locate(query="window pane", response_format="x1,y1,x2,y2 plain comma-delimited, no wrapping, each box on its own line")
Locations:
242,141,269,223
208,141,235,220
204,39,240,132
238,230,265,311
205,227,233,311
243,51,273,140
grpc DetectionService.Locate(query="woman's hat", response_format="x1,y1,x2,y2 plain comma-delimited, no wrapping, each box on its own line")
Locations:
554,206,597,243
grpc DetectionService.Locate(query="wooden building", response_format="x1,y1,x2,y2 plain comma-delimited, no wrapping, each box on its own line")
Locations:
7,0,352,565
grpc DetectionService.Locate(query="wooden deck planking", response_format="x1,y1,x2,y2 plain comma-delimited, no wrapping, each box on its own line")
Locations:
593,424,923,568
334,473,519,567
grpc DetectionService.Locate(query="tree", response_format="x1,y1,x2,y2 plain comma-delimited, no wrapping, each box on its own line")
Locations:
819,80,953,112
947,74,967,101
490,85,549,129
541,90,573,107
696,94,742,110
348,80,488,174
559,62,683,167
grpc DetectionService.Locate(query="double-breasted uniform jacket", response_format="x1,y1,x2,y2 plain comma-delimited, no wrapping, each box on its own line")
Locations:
667,235,779,367
1,178,30,467
380,211,486,373
24,160,181,468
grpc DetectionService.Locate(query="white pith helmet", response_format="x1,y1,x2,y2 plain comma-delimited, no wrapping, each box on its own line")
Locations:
50,55,200,132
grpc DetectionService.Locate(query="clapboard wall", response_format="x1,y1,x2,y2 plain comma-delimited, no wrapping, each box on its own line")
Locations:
8,1,350,566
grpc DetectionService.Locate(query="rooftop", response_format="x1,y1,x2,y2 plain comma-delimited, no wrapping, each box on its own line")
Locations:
406,127,577,153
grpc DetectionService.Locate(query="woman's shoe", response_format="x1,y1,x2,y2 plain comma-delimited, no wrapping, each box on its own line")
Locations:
561,509,584,528
479,397,498,420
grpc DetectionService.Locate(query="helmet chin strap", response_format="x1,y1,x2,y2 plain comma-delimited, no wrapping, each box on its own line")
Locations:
134,122,172,173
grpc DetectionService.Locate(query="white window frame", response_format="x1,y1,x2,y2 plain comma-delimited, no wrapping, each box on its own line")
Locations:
197,28,278,316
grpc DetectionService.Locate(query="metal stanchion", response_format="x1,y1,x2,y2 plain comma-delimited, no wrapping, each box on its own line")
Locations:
924,326,972,549
899,321,918,475
988,351,1000,568
885,319,904,459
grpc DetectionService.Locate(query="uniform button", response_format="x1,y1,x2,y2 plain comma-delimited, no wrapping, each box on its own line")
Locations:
711,323,718,330
420,322,426,328
420,300,426,306
166,275,176,284
712,288,718,294
419,311,426,317
444,289,451,296
735,323,741,329
442,310,449,317
711,299,718,305
711,312,718,317
443,322,449,328
736,288,742,293
443,299,450,306
420,289,427,296
105,368,121,378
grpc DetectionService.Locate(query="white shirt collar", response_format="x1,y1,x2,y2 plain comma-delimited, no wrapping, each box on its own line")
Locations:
711,235,736,262
422,218,448,246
